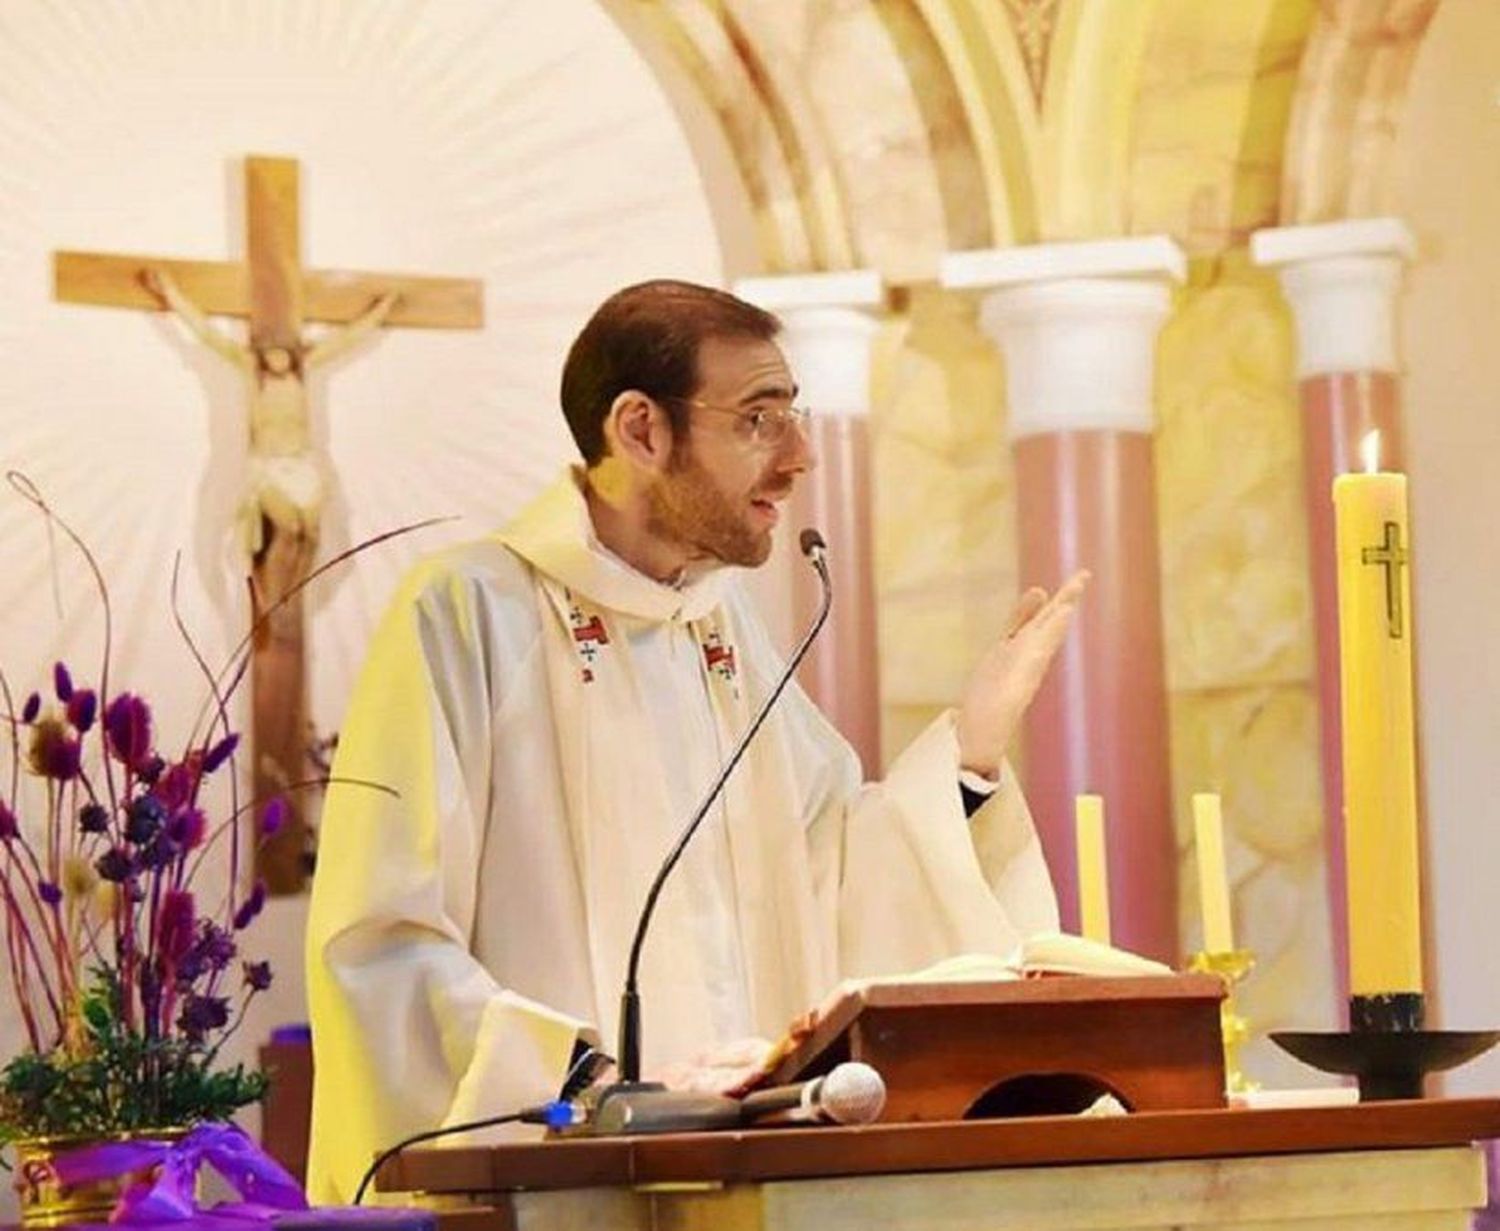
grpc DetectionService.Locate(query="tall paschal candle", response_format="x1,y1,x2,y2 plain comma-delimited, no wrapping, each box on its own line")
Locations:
1333,453,1422,1000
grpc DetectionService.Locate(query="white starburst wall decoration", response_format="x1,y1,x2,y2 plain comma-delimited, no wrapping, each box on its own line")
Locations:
0,0,725,1173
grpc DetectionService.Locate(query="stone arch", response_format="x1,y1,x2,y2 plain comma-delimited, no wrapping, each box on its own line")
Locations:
1127,0,1317,254
600,0,1045,278
1280,0,1442,222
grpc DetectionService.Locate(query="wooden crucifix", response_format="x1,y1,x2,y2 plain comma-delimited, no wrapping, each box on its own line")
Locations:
54,154,483,895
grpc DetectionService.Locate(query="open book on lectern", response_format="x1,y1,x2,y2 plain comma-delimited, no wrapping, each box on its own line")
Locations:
825,931,1172,1004
742,933,1178,1090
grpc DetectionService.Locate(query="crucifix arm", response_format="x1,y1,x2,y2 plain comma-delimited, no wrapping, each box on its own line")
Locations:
141,268,254,371
305,291,401,369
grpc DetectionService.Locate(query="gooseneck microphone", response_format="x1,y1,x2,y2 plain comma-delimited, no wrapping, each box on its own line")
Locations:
604,529,833,1118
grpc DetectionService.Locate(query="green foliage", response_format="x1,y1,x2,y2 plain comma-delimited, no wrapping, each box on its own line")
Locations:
0,974,266,1146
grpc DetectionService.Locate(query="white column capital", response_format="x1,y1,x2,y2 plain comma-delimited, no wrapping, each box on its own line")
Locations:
734,271,885,416
1251,218,1415,378
733,269,885,313
939,237,1185,439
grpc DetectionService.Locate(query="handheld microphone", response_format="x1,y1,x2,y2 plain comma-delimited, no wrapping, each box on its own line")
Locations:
598,528,834,1130
738,1061,886,1126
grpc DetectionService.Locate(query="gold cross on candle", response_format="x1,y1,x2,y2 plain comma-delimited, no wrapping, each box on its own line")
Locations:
1361,521,1408,639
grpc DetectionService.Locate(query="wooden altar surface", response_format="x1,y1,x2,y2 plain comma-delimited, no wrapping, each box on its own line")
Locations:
377,1096,1500,1196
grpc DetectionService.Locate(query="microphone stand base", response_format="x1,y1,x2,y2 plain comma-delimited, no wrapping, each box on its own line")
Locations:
590,1082,742,1136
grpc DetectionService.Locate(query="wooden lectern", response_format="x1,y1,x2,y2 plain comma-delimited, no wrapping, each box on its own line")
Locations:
373,977,1500,1230
765,973,1228,1119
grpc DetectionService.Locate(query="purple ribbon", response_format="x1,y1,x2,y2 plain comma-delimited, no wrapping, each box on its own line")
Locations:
50,1122,309,1226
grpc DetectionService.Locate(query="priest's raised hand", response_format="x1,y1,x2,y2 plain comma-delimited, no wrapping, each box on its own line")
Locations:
955,571,1091,779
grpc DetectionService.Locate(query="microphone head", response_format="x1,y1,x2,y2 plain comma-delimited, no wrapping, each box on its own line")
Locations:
819,1061,886,1125
798,528,826,559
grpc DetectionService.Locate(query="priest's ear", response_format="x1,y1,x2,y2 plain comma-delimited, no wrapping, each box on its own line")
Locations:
604,389,676,473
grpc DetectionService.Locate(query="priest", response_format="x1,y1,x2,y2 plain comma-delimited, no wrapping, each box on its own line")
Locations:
304,280,1087,1201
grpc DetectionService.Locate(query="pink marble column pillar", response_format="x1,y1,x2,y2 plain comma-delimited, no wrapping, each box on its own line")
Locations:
943,239,1186,963
1252,219,1416,1002
736,272,884,773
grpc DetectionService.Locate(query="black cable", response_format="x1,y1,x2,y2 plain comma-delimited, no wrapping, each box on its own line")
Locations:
352,1046,609,1204
353,1111,522,1205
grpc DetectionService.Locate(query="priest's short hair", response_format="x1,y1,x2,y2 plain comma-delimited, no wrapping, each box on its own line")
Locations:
560,279,780,465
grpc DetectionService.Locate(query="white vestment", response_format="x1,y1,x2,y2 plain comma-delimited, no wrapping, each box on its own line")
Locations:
305,470,1058,1201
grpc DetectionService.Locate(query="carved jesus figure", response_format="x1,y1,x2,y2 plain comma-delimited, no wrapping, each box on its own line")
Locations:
139,268,400,892
141,268,397,560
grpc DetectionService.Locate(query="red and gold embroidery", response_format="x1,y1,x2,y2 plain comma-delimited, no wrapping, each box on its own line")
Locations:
701,629,739,691
566,596,610,684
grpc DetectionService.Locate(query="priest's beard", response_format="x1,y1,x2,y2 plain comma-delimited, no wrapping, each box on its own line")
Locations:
646,443,778,569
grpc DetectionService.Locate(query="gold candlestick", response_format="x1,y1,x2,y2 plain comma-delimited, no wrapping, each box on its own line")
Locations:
1189,948,1257,1095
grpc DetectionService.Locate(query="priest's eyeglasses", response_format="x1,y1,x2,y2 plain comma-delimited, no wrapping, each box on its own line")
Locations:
679,398,813,448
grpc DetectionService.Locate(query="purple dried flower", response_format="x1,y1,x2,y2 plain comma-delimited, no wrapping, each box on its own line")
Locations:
28,718,82,781
52,740,82,781
139,832,178,870
177,921,236,988
177,993,230,1042
156,889,196,963
138,754,165,786
96,846,135,883
167,806,206,851
202,733,240,775
157,762,197,811
103,693,153,771
0,801,17,842
261,797,288,837
196,922,236,972
232,880,267,931
66,689,97,733
124,795,166,844
38,881,62,906
20,692,40,724
78,802,110,834
243,960,273,992
53,662,74,702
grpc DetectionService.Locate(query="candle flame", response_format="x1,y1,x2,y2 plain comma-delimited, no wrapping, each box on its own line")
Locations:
1360,429,1382,474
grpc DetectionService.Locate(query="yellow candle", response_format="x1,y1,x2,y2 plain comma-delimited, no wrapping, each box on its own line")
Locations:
1074,794,1110,945
1334,467,1423,997
1193,793,1234,953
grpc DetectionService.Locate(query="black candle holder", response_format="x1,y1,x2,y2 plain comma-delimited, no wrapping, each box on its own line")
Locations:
1272,993,1500,1101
